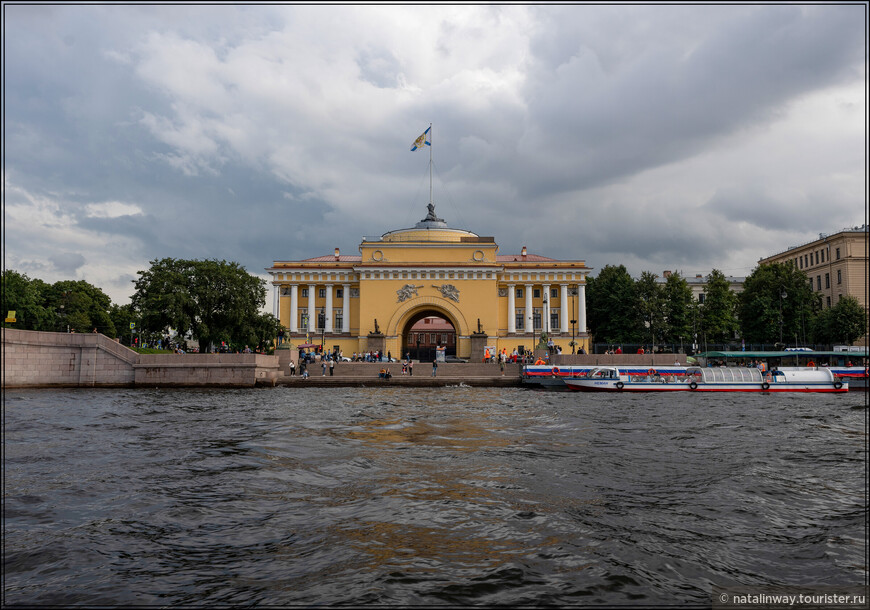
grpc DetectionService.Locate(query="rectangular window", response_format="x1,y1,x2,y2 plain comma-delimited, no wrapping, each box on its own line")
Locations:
318,288,326,298
551,288,558,298
430,333,436,344
826,296,831,308
699,294,706,304
825,273,830,289
301,288,309,298
836,247,841,260
533,309,542,330
441,334,447,344
815,251,819,265
817,276,821,291
336,288,343,298
837,270,842,284
515,308,524,330
300,312,309,328
799,257,803,269
809,278,813,290
821,249,825,263
550,310,559,330
533,288,541,298
335,311,343,330
516,288,523,299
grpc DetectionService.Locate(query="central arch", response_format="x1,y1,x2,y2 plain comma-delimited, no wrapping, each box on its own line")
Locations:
386,297,470,360
402,309,457,361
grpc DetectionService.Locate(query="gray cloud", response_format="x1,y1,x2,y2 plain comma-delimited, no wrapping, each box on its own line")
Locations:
2,4,865,305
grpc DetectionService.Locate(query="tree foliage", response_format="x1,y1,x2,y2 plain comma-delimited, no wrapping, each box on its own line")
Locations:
131,258,269,351
662,272,694,345
635,271,666,346
586,264,643,344
2,270,116,335
812,295,867,346
738,262,819,345
700,269,740,343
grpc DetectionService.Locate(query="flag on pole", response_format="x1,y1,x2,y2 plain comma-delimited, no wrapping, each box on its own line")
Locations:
411,126,431,151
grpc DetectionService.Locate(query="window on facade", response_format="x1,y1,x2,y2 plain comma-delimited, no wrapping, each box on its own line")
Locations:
821,249,825,263
825,273,830,289
826,296,831,308
441,334,447,344
336,289,343,298
533,309,542,330
335,311,342,330
699,294,706,304
551,288,558,298
318,288,326,298
836,247,841,260
837,270,842,284
798,257,803,269
317,311,325,330
301,288,309,298
300,313,309,328
550,310,559,330
808,278,813,289
430,333,436,344
815,252,819,265
817,276,821,291
516,288,523,299
516,309,524,330
533,288,541,298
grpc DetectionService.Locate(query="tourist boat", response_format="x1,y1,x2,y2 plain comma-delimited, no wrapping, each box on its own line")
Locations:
563,366,848,392
522,364,687,389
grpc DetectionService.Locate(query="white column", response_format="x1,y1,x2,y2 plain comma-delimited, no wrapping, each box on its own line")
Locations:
578,282,587,333
542,284,550,334
342,283,350,334
560,284,569,334
324,284,333,333
272,282,278,318
307,284,315,333
290,285,298,333
525,284,533,333
507,284,516,334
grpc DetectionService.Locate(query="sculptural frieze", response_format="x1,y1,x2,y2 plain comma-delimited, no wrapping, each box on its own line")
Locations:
433,284,460,302
397,284,423,302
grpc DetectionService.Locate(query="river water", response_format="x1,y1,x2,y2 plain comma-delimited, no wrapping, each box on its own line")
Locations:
3,387,866,606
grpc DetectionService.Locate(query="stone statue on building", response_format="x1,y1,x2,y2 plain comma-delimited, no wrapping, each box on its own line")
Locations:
396,284,423,302
422,203,444,223
373,319,380,334
433,284,460,302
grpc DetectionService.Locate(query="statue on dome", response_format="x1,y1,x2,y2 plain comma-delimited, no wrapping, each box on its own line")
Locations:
422,203,444,223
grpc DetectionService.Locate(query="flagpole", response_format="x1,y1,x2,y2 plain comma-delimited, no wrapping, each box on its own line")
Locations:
428,122,433,207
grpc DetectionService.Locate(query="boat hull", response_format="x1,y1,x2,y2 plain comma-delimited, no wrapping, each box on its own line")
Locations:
564,380,848,393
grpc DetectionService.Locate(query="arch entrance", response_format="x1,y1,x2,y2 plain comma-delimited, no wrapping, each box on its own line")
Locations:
401,309,457,362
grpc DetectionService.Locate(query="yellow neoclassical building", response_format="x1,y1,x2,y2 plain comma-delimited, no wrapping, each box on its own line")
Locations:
266,205,590,359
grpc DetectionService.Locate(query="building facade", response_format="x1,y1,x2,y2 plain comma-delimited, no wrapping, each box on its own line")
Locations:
266,206,591,359
758,224,868,344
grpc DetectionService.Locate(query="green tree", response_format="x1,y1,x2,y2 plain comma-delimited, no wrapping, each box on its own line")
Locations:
43,279,116,336
586,264,642,345
635,271,666,348
131,258,267,351
662,272,694,346
738,262,819,345
700,269,739,344
812,295,867,346
1,270,53,330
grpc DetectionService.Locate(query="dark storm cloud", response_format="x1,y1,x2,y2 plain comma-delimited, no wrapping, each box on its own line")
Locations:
2,4,865,305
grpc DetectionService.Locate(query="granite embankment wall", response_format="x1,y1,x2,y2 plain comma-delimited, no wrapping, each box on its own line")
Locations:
2,329,279,388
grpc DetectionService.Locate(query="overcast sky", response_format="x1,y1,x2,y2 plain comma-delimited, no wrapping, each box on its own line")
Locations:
3,3,866,307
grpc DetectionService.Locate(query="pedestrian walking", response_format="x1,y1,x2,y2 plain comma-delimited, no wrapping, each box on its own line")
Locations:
289,360,296,376
329,359,334,376
409,360,413,376
432,359,437,377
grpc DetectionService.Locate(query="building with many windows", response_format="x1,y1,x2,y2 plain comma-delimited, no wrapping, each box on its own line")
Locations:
266,205,591,359
758,224,868,344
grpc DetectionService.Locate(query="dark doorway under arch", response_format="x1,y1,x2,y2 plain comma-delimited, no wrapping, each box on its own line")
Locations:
402,310,457,361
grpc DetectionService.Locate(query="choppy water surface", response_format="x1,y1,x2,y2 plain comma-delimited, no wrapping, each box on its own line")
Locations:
4,387,866,606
